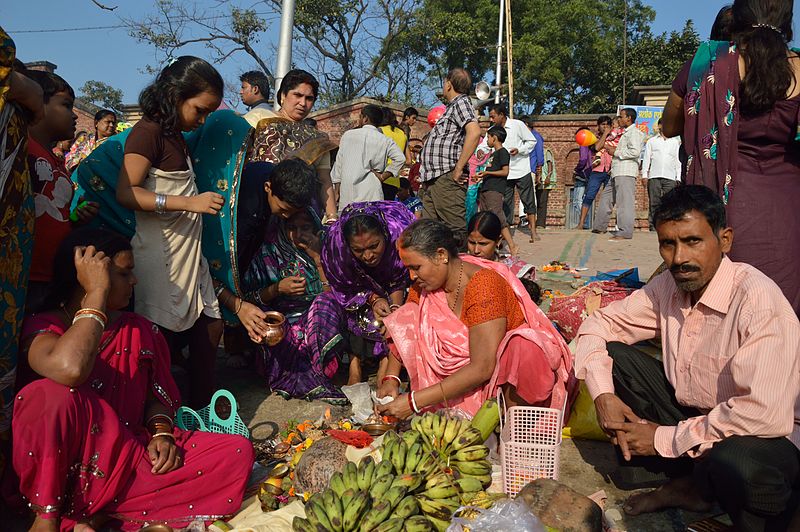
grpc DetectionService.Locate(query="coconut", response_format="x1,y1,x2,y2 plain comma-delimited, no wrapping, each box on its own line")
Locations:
293,436,349,494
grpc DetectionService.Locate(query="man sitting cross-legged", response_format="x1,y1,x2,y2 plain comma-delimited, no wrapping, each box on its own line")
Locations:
575,185,800,531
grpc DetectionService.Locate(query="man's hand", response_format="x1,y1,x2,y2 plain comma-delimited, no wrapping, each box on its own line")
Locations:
594,393,641,459
604,420,659,459
452,165,468,185
509,148,519,156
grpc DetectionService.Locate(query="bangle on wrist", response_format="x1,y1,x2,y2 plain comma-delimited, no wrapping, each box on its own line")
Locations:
409,391,421,414
234,297,244,315
389,304,400,311
147,413,173,426
381,375,401,386
151,432,176,441
154,193,167,214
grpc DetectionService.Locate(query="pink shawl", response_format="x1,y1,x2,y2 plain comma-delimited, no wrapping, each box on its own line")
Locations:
384,255,575,416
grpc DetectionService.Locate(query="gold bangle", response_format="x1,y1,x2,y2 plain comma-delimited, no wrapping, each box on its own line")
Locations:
151,432,176,441
439,382,449,409
74,307,108,324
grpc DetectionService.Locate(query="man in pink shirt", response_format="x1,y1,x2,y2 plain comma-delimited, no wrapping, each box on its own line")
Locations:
575,185,800,530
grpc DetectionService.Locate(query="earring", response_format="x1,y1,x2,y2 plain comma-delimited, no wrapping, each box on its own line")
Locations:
444,258,449,264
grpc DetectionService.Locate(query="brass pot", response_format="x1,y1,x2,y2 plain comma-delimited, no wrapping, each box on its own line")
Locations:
261,311,286,346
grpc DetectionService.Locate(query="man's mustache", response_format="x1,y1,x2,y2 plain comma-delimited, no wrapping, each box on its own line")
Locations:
670,264,701,274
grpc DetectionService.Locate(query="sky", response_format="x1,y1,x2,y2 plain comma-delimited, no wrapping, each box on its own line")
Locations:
3,1,799,111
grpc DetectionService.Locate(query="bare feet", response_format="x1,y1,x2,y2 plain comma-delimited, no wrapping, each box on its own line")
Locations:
347,355,362,385
623,476,712,516
29,516,58,532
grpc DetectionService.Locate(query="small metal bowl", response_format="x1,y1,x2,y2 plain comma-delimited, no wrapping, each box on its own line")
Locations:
139,525,174,532
362,422,394,436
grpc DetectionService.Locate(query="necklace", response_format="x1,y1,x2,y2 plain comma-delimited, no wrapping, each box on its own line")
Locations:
448,261,464,313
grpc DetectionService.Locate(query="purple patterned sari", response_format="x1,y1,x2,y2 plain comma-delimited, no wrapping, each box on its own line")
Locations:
321,201,415,358
242,209,346,403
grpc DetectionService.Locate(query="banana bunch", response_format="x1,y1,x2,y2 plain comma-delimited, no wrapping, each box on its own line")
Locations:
292,455,440,532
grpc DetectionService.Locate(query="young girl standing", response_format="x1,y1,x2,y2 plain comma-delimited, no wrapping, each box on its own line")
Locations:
117,56,224,408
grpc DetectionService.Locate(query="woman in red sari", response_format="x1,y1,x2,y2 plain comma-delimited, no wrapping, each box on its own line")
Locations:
378,219,576,419
15,228,253,532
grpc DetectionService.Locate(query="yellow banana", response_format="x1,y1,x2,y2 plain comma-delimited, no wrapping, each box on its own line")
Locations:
424,472,452,491
416,497,457,521
452,444,490,462
390,441,407,474
452,459,492,476
450,427,483,451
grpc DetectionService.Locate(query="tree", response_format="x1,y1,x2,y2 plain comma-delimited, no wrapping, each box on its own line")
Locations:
124,0,272,78
407,0,699,114
79,80,124,112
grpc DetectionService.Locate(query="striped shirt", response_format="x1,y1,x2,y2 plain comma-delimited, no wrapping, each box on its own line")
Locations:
419,94,477,182
575,257,800,458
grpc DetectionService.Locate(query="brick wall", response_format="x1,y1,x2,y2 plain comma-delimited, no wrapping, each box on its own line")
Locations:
311,99,650,229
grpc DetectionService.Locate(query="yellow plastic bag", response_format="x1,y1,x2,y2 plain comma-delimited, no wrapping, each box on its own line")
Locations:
561,381,609,441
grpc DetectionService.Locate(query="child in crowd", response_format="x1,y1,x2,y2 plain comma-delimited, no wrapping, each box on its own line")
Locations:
25,71,97,308
397,177,423,218
116,56,225,408
592,116,625,169
475,125,518,256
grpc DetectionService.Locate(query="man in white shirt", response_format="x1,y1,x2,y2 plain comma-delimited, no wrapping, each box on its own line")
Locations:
593,108,646,240
331,104,405,212
642,119,682,230
479,104,537,241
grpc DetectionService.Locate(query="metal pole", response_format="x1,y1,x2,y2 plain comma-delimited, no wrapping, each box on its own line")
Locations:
494,0,505,104
273,0,296,111
622,0,628,105
505,0,514,117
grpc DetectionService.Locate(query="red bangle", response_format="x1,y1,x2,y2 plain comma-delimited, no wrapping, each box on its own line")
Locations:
381,375,401,385
407,393,414,413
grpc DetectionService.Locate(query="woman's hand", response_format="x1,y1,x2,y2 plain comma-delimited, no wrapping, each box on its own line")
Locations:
377,393,414,420
74,245,111,298
376,379,400,403
237,301,268,343
278,276,307,296
296,233,322,263
188,192,224,214
72,201,100,225
372,298,392,319
147,435,181,475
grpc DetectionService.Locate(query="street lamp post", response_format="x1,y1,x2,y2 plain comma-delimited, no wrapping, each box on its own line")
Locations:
274,0,296,111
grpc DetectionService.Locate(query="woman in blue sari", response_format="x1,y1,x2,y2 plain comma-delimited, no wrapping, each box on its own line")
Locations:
241,208,346,403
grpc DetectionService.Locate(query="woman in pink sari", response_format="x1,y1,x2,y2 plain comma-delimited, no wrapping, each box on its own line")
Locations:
14,228,253,532
377,220,576,418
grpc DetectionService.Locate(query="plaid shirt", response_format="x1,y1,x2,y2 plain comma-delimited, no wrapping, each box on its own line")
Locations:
419,94,477,182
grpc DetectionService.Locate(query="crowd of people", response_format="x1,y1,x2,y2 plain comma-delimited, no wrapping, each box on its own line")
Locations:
1,0,799,528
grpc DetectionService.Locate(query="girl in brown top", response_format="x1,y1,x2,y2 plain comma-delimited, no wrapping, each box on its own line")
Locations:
116,56,225,408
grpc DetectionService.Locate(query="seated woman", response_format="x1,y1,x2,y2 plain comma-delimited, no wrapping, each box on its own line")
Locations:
241,208,346,403
15,228,253,532
466,211,537,282
378,220,576,418
321,201,415,384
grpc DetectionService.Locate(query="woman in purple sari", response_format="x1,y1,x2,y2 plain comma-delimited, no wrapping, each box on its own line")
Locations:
241,208,346,404
321,201,415,384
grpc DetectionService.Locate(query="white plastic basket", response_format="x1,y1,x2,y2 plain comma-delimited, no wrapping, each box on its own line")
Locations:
498,390,567,497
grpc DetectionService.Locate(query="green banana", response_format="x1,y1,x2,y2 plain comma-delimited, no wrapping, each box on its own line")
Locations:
292,516,317,532
343,461,359,492
430,415,442,449
341,491,370,532
416,497,457,522
329,472,347,498
306,495,334,531
373,517,405,532
450,427,483,451
404,443,424,474
420,483,459,500
390,441,407,474
382,438,398,466
418,414,435,449
470,399,500,441
321,489,344,532
452,459,492,476
383,430,400,445
340,488,357,512
454,476,484,493
426,515,451,532
452,444,490,462
368,473,395,499
358,499,393,532
390,495,420,519
424,472,452,491
415,453,440,478
391,472,423,492
440,417,460,451
402,429,421,448
375,458,394,479
384,485,408,510
403,515,435,531
356,457,375,491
